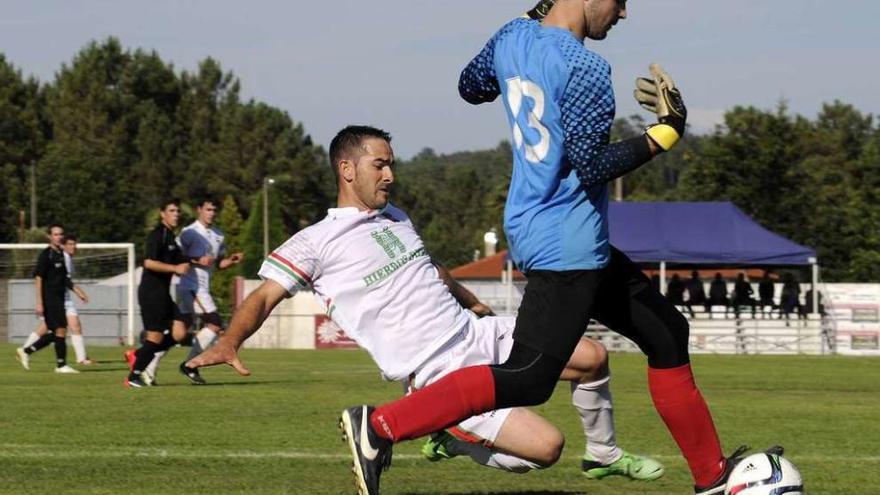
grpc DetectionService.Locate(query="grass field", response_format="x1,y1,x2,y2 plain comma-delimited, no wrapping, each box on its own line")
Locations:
1,343,878,495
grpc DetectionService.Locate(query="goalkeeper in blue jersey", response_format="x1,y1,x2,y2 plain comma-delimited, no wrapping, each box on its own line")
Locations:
332,3,748,495
456,1,741,494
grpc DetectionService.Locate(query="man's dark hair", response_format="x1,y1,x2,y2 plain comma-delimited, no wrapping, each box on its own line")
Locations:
63,233,77,243
160,198,181,211
47,223,64,234
328,125,392,180
195,197,217,208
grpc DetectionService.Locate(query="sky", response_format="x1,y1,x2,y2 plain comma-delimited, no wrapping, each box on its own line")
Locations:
1,0,878,158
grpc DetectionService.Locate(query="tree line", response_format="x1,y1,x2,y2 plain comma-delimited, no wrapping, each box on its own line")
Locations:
1,39,877,307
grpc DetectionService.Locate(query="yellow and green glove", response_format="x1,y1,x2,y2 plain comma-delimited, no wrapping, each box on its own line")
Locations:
634,63,687,151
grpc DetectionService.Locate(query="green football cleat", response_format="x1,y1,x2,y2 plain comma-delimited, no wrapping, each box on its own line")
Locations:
582,450,665,481
421,431,459,462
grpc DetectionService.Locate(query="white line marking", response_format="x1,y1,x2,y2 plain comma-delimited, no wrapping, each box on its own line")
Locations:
0,445,877,463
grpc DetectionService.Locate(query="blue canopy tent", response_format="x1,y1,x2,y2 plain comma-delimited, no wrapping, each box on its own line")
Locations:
607,201,819,311
608,202,816,265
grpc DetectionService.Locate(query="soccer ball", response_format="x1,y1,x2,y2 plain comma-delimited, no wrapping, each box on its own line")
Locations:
724,451,803,495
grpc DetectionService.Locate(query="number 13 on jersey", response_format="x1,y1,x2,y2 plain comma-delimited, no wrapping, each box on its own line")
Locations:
505,76,550,164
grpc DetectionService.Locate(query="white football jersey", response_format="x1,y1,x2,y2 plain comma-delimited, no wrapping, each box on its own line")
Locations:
63,251,75,303
258,204,470,381
178,221,226,291
63,251,75,278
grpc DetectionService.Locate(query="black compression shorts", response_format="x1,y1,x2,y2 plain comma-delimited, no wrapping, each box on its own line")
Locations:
513,246,691,368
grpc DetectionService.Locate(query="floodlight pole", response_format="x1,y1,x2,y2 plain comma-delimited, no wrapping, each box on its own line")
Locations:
30,161,37,229
262,177,275,259
809,257,819,315
659,261,666,295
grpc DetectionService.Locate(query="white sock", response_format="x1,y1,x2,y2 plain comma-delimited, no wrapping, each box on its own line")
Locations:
187,327,218,360
571,376,622,465
197,327,219,349
23,332,40,349
443,437,541,473
71,334,87,362
145,350,166,378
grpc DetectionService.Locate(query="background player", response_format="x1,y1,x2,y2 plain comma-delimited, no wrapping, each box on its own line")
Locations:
16,224,80,373
61,234,93,365
125,199,192,388
20,234,92,365
176,197,244,384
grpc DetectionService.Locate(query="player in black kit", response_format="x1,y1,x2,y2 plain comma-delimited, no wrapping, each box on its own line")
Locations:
16,224,79,373
125,199,193,387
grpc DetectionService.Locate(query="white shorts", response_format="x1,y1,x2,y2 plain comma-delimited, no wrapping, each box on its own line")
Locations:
409,315,516,445
176,287,217,315
64,293,78,316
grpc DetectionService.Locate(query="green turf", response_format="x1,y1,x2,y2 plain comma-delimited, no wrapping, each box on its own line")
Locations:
1,343,878,494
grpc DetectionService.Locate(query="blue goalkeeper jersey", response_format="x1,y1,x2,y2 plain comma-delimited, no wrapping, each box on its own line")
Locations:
460,18,617,272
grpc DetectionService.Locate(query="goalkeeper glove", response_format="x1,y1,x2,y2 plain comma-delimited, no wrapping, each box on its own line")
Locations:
522,0,556,20
633,63,687,151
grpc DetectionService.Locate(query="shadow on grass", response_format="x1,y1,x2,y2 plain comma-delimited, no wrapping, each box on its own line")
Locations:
195,380,296,387
77,367,130,373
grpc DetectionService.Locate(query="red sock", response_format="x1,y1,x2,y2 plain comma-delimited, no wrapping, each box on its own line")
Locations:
648,364,724,487
370,365,495,442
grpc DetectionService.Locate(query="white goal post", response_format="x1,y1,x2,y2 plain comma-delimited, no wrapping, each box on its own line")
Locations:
0,243,137,345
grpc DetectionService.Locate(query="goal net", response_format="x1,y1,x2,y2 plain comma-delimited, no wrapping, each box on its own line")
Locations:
0,243,136,346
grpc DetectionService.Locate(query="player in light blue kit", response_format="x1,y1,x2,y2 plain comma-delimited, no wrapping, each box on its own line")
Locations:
458,1,747,493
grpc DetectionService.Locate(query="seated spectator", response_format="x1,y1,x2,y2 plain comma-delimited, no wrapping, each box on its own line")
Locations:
667,273,686,306
780,273,802,323
732,272,756,318
708,272,731,318
802,288,825,317
758,270,776,318
685,270,708,317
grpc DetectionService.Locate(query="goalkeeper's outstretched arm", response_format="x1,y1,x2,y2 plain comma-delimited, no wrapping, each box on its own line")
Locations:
565,63,687,188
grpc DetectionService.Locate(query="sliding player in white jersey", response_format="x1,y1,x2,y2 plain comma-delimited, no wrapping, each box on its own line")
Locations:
189,126,662,488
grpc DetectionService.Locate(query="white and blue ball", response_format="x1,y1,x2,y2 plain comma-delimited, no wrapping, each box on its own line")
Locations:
724,452,803,495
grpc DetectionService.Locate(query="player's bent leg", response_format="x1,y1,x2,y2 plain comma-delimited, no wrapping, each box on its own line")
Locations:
491,341,566,408
563,341,665,481
18,321,52,370
491,408,563,467
594,247,724,488
423,408,560,473
22,320,44,348
559,337,608,383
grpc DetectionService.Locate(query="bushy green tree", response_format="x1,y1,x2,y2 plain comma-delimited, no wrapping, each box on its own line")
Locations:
211,195,245,317
0,54,49,241
239,189,287,278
